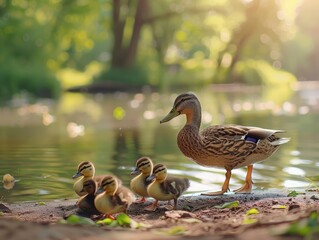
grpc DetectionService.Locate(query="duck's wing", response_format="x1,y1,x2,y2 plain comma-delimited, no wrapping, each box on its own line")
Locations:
200,125,257,160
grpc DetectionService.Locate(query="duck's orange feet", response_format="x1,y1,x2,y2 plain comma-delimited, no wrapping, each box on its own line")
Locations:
234,182,252,193
135,197,146,204
234,165,253,194
202,169,231,196
102,214,115,220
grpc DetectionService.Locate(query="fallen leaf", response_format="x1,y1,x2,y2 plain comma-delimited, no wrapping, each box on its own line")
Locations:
246,208,259,215
214,201,239,209
116,213,131,227
242,217,258,225
165,226,187,235
96,218,114,226
287,190,299,197
36,202,46,205
272,205,287,209
63,215,95,225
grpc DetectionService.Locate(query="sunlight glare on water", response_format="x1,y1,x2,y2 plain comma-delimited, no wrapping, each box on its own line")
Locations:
0,86,319,203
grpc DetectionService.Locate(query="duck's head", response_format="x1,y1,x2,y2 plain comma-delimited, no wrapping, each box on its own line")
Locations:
100,175,119,195
146,163,168,183
82,179,97,195
131,156,153,176
160,92,200,124
72,161,95,179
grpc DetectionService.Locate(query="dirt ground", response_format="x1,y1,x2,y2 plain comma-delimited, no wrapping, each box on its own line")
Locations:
1,190,319,240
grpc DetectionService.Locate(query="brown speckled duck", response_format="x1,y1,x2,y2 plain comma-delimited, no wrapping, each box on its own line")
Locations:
160,92,290,195
130,156,154,203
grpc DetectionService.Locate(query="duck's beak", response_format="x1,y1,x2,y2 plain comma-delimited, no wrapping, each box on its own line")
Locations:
72,172,82,179
146,174,156,183
131,167,141,176
160,109,179,123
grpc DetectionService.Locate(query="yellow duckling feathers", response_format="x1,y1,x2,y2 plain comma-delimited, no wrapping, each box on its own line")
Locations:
130,156,154,203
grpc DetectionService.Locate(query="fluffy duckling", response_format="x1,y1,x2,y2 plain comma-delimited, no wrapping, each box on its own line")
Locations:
77,179,100,216
130,156,154,203
146,164,189,211
94,175,136,219
72,161,106,196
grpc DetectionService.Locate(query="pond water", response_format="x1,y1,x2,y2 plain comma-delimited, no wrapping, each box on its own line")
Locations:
0,85,319,203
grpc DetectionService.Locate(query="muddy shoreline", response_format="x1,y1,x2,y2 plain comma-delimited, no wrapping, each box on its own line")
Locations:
1,190,319,239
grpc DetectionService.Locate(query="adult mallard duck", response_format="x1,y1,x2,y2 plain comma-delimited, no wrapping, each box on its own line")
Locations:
130,156,154,203
160,92,290,195
77,179,100,216
94,175,135,219
146,164,189,211
72,161,105,196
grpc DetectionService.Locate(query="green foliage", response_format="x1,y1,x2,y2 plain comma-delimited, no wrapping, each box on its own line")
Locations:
287,190,300,197
97,66,149,86
61,215,96,225
0,0,311,99
214,200,239,209
278,211,319,238
235,60,297,86
0,59,60,101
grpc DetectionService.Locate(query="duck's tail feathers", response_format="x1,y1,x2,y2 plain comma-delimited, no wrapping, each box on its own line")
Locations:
270,138,290,146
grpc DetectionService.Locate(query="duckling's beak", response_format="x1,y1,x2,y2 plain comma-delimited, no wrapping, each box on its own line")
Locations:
130,167,141,176
96,187,104,194
146,174,156,183
72,172,82,179
160,109,180,123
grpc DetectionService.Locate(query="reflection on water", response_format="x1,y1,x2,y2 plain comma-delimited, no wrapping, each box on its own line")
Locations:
0,86,319,203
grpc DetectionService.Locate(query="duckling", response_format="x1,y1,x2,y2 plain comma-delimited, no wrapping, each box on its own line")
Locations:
146,164,189,211
130,156,154,203
77,179,100,216
160,92,290,195
72,161,109,196
94,175,136,219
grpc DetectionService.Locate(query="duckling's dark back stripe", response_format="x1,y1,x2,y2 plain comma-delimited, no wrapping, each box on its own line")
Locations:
153,164,166,174
101,176,115,187
136,157,151,168
78,161,92,172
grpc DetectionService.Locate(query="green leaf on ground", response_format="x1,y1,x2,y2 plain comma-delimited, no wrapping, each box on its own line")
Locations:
63,215,95,225
214,200,239,209
272,205,287,209
242,217,258,225
96,218,114,226
287,190,299,197
36,202,46,205
116,213,131,226
165,226,187,235
246,208,259,215
0,211,3,216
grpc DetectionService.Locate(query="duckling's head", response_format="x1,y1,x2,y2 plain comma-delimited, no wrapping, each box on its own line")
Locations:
100,175,119,195
131,157,153,176
160,92,200,123
72,161,95,179
82,179,97,195
146,164,168,183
